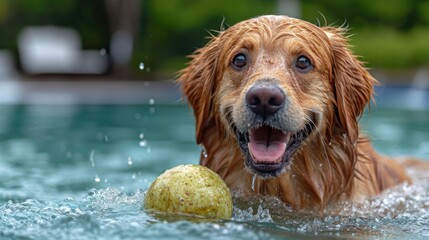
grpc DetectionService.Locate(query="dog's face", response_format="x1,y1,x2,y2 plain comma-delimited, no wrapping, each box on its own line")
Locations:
180,16,375,178
217,16,334,177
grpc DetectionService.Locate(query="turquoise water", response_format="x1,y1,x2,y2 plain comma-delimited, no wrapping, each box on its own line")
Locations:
0,102,428,239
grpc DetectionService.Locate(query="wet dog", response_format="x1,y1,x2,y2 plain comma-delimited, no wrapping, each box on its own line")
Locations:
179,15,414,210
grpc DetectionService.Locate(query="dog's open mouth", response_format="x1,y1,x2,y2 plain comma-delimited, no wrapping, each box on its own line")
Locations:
235,122,314,177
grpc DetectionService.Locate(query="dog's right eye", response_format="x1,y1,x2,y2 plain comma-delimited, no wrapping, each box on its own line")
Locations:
232,53,247,70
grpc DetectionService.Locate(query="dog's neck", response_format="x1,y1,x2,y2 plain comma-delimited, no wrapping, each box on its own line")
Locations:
199,124,358,210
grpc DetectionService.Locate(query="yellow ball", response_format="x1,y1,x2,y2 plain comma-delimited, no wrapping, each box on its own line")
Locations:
144,164,233,219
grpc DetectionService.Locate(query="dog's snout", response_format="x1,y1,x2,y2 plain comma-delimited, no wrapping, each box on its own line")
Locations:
246,85,285,117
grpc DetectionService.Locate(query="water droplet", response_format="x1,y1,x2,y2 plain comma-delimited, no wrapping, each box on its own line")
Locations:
139,133,144,139
139,62,145,70
201,145,208,158
99,48,106,56
146,67,151,72
104,135,109,142
149,107,155,114
148,99,155,105
89,150,95,167
146,147,152,153
251,175,257,191
144,81,150,87
139,140,147,147
94,175,101,183
127,157,133,165
132,173,136,179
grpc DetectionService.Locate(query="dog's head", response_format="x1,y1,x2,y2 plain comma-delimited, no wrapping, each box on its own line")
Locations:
180,16,375,178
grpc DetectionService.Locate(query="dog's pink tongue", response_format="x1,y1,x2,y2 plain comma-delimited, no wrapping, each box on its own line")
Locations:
248,127,290,163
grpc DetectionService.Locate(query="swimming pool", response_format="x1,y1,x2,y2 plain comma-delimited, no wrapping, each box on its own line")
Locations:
0,86,428,239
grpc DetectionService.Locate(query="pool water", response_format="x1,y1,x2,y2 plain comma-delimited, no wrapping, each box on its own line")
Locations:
0,102,428,239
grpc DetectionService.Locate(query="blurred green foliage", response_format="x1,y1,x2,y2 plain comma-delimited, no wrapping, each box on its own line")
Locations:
302,0,429,69
137,0,277,77
1,0,428,77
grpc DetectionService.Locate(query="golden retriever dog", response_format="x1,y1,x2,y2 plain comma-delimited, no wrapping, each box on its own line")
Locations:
179,15,415,210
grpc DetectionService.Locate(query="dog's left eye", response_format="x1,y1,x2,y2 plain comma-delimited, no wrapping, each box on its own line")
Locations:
232,53,247,70
295,56,312,72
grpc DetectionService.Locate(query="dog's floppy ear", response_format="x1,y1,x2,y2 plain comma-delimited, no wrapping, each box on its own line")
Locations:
178,36,220,144
323,27,376,144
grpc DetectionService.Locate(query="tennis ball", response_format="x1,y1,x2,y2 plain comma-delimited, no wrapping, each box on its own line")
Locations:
144,164,232,219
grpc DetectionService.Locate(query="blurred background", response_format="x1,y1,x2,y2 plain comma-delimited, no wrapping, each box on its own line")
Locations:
0,2,428,238
0,0,428,103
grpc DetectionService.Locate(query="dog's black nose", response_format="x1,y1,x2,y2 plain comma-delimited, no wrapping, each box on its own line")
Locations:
246,85,285,118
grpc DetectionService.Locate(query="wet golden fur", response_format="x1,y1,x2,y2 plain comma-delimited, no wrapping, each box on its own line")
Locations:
179,16,412,210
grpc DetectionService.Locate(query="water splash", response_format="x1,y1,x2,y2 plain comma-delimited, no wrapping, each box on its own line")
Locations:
233,201,273,223
94,175,101,183
139,133,149,148
127,157,133,166
139,140,148,147
201,145,208,158
89,150,95,167
0,189,265,240
2,184,428,239
251,175,257,191
342,133,348,145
